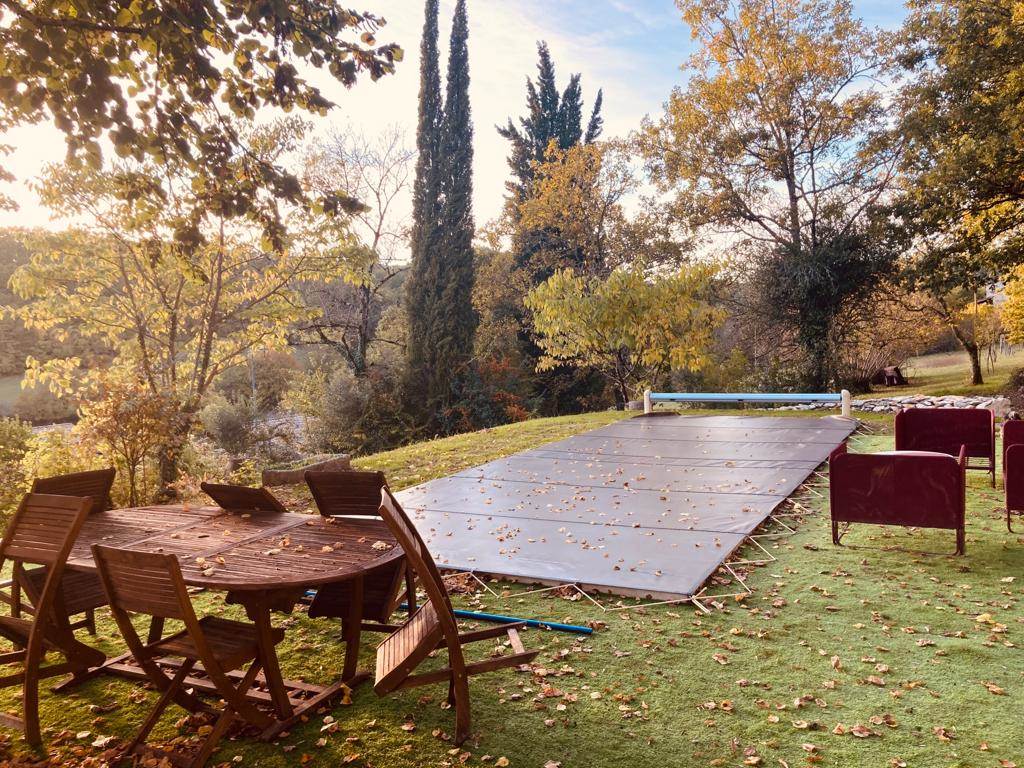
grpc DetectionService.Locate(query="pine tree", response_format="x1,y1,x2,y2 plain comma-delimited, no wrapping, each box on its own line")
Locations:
405,0,444,417
498,42,603,206
496,41,605,415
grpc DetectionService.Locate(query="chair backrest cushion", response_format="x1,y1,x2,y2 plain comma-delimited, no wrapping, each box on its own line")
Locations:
829,448,964,530
92,545,190,621
895,407,993,461
31,468,116,513
306,470,388,518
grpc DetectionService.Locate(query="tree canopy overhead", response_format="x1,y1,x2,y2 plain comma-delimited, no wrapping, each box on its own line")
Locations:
886,0,1024,384
893,0,1024,263
639,0,897,390
0,0,401,247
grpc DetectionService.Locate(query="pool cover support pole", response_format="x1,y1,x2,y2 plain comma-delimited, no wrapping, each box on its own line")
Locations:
841,389,852,418
644,389,653,414
399,604,593,635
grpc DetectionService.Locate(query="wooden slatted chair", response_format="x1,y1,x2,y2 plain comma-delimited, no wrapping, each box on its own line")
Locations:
200,482,287,513
373,488,538,744
305,470,416,630
7,468,117,635
0,493,105,746
92,544,282,768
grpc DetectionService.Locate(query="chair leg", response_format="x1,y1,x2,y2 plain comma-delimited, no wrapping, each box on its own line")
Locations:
189,706,235,768
451,672,471,746
84,608,96,636
956,526,966,556
831,520,841,546
146,616,165,645
22,647,41,746
405,566,417,613
11,579,22,621
123,659,195,758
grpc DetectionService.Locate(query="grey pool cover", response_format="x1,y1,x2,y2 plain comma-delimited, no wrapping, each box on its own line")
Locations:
396,414,856,599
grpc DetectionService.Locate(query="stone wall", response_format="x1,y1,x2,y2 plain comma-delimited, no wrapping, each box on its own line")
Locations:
779,394,1013,417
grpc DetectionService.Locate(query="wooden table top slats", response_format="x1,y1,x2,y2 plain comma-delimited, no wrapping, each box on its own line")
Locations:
66,505,401,592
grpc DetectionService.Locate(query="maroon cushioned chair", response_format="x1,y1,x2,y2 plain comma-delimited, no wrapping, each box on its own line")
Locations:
829,444,967,555
894,407,995,486
1003,420,1024,532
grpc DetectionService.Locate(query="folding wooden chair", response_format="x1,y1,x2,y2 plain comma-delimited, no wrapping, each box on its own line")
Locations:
373,488,538,745
7,468,116,634
305,470,416,630
0,493,105,746
200,482,287,513
92,544,282,768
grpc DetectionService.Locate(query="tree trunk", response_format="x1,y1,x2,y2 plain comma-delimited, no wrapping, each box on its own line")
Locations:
949,322,984,385
156,411,194,500
966,342,983,385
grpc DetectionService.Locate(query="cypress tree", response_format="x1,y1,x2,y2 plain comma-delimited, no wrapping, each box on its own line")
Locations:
405,0,476,430
405,0,444,420
436,0,477,407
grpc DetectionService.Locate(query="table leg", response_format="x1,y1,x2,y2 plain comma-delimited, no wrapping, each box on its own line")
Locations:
146,616,165,645
243,594,293,721
342,574,364,682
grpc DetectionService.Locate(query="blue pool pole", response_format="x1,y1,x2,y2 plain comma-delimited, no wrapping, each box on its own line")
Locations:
399,603,593,635
303,590,593,635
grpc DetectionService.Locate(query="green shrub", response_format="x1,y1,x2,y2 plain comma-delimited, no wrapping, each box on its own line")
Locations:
0,417,33,522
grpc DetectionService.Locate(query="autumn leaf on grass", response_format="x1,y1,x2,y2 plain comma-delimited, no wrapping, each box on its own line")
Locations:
982,681,1006,695
850,724,876,738
933,726,955,742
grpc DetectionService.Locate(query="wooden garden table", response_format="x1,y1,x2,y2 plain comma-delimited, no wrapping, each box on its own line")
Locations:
57,503,401,739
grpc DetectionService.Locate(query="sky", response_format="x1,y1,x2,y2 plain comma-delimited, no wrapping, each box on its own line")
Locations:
0,0,911,234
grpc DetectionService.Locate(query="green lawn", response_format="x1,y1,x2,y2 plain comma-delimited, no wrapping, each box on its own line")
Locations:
3,409,1023,768
872,347,1024,397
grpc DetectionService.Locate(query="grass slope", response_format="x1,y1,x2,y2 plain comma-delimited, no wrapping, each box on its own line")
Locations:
2,410,1023,768
873,348,1024,398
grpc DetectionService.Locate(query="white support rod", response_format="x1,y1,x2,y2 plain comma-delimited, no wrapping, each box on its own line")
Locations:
643,389,653,414
841,389,852,418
